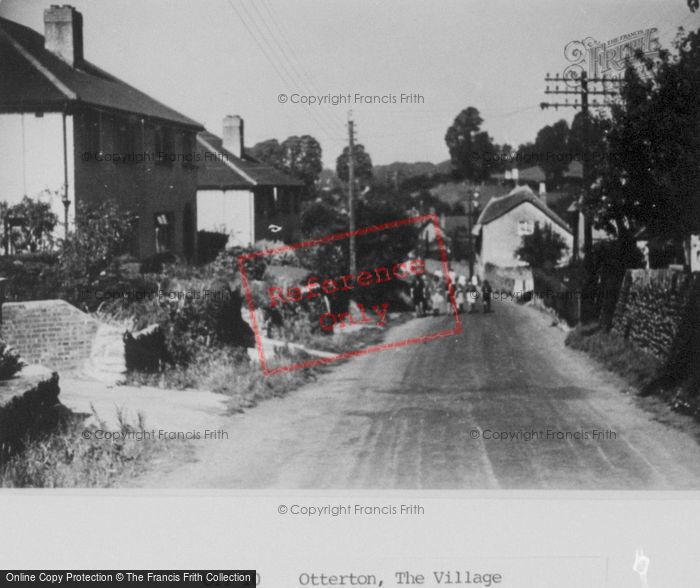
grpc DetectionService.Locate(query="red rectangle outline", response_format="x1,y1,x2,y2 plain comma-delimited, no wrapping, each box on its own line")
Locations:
238,213,462,376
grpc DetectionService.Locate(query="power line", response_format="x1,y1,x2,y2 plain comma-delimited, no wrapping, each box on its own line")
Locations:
224,0,341,143
243,0,345,135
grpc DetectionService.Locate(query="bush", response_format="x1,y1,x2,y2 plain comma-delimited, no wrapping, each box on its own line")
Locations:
197,230,229,265
0,339,24,379
0,253,61,301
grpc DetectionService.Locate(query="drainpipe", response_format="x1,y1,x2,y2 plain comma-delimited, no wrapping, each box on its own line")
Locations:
61,108,70,239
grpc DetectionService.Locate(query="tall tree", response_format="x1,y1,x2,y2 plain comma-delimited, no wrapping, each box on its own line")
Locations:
533,119,571,183
336,144,373,187
444,107,497,181
280,135,323,195
588,28,700,254
249,135,323,198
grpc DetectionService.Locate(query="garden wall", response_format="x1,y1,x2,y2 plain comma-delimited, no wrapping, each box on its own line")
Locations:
611,269,700,362
1,300,125,380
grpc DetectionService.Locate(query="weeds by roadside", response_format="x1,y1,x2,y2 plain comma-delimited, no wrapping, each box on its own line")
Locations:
126,347,315,413
0,410,179,488
565,323,662,391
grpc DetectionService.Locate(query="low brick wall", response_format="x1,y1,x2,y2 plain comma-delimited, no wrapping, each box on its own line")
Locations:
1,300,101,372
611,269,700,361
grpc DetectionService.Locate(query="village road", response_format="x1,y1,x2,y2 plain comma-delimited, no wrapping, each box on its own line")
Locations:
137,299,700,489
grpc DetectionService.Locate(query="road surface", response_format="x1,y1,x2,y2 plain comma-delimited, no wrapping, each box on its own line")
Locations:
136,299,700,489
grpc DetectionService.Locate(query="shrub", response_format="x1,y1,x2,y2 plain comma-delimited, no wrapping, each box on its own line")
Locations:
0,339,24,379
0,253,61,301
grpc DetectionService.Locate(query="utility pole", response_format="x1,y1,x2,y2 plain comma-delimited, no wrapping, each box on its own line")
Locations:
541,72,621,319
347,111,357,276
541,72,621,266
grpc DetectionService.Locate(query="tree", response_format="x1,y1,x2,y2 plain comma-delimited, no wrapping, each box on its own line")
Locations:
248,139,282,167
250,135,323,198
4,195,58,253
588,28,700,256
444,107,498,181
280,135,323,196
515,223,569,270
533,119,571,183
336,144,373,187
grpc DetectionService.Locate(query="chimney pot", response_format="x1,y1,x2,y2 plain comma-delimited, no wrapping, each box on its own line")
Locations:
222,115,244,158
44,5,83,67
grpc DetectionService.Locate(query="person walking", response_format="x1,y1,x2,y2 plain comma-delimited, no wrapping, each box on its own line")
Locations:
482,279,493,313
411,274,427,317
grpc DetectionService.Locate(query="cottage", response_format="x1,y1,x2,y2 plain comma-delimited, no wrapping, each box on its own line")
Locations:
196,116,304,246
0,6,203,260
473,185,573,276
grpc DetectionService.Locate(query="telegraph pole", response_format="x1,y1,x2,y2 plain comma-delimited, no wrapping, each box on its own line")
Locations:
541,72,621,265
347,112,357,276
541,72,621,318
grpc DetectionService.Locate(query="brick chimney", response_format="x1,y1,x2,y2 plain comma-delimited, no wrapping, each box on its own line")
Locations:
44,5,83,67
222,115,244,158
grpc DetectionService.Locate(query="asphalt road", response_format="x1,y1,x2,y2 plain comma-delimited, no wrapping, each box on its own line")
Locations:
139,299,700,489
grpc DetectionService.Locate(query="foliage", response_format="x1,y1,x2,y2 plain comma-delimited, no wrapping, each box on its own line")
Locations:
0,412,173,488
588,27,700,248
0,253,61,301
532,119,571,183
59,199,135,296
249,135,323,197
197,230,229,265
335,144,373,187
565,324,662,390
444,107,502,181
2,194,59,253
516,223,569,270
0,339,24,379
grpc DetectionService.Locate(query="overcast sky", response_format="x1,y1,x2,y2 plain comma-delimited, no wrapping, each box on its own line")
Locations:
1,0,696,167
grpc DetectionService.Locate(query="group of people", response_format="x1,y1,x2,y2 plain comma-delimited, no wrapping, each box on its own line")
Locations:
410,270,493,318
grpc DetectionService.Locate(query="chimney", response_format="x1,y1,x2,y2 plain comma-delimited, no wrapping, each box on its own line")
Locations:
539,181,547,206
222,115,244,158
44,5,83,67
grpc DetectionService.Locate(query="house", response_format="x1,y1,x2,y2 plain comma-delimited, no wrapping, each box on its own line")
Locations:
0,6,203,260
196,115,304,246
472,185,573,277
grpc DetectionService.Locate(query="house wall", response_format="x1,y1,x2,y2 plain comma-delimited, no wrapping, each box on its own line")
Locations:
479,202,573,272
71,109,198,260
0,112,76,233
253,187,301,244
197,188,255,246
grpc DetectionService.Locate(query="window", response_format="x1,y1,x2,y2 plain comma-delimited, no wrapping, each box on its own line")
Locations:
155,126,174,164
154,213,174,253
84,111,101,155
115,117,138,162
517,220,534,236
258,188,276,217
180,130,196,166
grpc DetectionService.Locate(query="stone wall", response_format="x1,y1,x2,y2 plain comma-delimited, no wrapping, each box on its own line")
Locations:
611,269,700,362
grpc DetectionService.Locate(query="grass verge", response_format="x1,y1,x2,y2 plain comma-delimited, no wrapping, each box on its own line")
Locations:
565,323,663,391
0,410,181,488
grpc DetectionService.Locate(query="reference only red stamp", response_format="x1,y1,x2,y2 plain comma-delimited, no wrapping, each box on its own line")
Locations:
238,214,461,376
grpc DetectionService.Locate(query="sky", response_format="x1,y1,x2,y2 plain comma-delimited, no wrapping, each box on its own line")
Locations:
1,0,696,167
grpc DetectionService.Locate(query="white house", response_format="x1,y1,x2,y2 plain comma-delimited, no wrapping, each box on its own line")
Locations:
196,116,303,247
473,185,573,278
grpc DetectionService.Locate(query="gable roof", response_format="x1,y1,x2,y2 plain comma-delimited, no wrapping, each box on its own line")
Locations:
0,16,202,129
476,185,571,233
196,131,304,190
